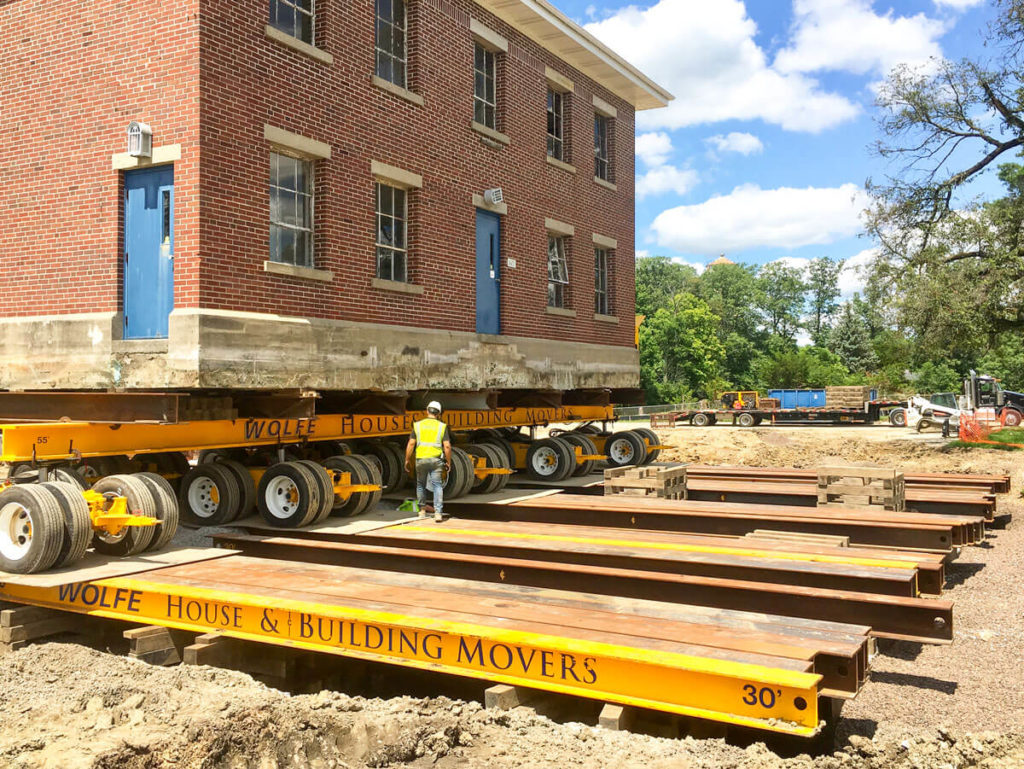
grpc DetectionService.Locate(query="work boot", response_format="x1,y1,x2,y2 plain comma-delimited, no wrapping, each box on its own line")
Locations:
422,504,435,516
433,509,444,523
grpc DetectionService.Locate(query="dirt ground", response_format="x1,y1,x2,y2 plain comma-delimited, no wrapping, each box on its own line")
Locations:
3,425,1024,769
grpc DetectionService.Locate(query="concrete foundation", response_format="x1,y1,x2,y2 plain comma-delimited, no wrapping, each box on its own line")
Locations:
0,309,639,393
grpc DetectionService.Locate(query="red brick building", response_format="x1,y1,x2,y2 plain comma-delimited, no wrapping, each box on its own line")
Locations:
0,0,669,397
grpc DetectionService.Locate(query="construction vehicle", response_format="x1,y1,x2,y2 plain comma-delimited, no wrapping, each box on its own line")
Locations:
904,393,960,432
964,371,1024,426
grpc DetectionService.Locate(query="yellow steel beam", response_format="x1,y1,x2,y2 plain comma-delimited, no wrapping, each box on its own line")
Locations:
0,406,614,463
0,576,821,736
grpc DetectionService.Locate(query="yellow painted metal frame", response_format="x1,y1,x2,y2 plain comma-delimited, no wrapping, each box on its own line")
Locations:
0,575,822,736
82,490,159,536
0,406,614,463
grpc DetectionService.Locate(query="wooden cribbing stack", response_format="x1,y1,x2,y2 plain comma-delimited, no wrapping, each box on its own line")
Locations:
816,467,905,512
605,465,687,500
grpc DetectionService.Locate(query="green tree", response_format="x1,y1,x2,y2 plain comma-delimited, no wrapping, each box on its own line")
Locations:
978,333,1024,387
829,301,879,373
635,257,698,318
696,262,763,339
806,257,844,345
912,360,962,394
639,294,726,403
756,347,852,388
757,262,807,340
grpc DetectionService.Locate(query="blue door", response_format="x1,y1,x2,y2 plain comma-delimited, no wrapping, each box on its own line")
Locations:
475,209,501,334
123,166,174,339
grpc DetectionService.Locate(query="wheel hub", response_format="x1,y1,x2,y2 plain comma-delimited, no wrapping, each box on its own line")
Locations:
266,476,300,520
188,477,221,518
0,502,33,561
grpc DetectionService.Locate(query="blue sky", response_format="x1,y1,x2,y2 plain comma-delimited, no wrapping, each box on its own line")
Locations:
563,0,1000,295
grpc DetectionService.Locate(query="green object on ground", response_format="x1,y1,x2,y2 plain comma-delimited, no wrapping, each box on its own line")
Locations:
397,499,420,513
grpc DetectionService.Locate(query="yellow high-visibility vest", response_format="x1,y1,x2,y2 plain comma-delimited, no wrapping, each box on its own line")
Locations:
413,418,447,459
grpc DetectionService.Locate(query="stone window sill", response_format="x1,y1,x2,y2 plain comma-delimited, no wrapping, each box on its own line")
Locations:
263,260,334,282
264,25,333,65
372,75,424,106
545,306,577,318
546,155,576,174
112,339,169,354
594,313,619,324
471,121,510,145
594,176,617,192
372,277,425,295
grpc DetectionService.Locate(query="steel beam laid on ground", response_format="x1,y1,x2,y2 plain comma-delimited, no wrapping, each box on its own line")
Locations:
212,533,954,643
447,496,964,553
0,392,184,424
243,521,925,597
0,555,825,737
684,466,1011,495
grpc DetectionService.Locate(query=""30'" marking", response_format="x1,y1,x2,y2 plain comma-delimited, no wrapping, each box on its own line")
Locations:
742,685,781,709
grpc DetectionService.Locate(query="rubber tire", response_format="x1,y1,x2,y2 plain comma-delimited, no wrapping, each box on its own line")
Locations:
296,460,335,523
213,458,256,522
257,462,320,528
39,482,92,569
560,433,598,476
464,444,503,494
549,436,580,481
0,484,65,574
197,448,246,465
91,474,158,556
632,427,661,464
605,431,646,468
889,409,907,428
51,467,90,490
525,438,573,482
736,412,756,427
691,413,711,427
1003,409,1023,427
134,472,180,552
150,452,192,492
488,437,517,468
361,442,404,495
479,442,512,492
346,455,383,513
322,455,373,517
444,447,476,499
78,455,132,484
178,463,241,527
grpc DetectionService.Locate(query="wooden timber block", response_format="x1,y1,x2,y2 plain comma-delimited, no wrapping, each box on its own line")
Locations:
124,626,191,666
183,632,293,679
0,605,78,648
604,465,687,500
484,683,541,710
598,703,636,731
816,466,905,512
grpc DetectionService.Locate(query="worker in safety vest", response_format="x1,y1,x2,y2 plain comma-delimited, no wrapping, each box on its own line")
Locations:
404,400,452,522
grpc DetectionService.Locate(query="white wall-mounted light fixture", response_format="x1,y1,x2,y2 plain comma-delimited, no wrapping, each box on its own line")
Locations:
483,187,504,206
126,121,153,158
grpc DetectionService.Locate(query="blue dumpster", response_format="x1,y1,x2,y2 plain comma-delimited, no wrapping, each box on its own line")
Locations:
768,389,827,409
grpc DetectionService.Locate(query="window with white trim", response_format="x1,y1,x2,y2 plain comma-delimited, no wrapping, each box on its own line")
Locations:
594,114,611,181
594,247,612,315
474,42,497,129
269,152,314,268
547,89,564,160
547,236,569,309
376,182,408,282
375,0,407,87
269,0,314,44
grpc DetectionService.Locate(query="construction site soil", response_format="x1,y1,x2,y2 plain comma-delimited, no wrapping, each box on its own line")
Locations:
2,425,1023,769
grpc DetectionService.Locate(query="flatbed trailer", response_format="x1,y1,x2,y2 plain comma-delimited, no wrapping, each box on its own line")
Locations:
652,401,905,428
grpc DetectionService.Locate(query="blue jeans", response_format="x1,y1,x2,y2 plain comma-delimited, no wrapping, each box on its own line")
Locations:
415,457,444,514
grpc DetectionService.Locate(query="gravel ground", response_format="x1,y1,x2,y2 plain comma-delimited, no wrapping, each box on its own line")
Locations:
1,425,1023,768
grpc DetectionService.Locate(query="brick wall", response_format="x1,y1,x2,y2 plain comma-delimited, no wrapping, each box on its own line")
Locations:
0,0,638,349
0,0,201,315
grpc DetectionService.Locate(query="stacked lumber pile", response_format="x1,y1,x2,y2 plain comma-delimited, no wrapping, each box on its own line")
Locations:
825,386,874,408
604,465,687,499
816,467,906,512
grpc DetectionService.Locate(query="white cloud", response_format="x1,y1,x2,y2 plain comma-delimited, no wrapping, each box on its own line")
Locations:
585,0,859,133
774,0,946,78
838,248,875,297
651,183,868,253
636,132,674,167
636,165,700,199
933,0,983,9
706,132,764,156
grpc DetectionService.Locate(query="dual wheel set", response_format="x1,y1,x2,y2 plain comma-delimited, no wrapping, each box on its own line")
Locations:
0,473,179,574
522,427,661,482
